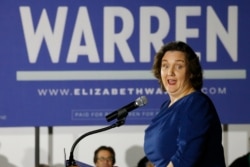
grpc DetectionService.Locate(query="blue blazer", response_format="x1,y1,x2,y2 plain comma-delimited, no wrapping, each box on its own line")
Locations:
144,91,226,167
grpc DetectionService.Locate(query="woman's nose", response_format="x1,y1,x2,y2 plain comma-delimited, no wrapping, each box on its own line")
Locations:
167,67,174,76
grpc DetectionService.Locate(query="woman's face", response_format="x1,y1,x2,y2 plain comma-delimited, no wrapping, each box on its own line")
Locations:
160,51,192,98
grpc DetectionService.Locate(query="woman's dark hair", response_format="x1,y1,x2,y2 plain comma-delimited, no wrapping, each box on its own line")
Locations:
137,156,149,167
93,146,116,165
152,41,203,91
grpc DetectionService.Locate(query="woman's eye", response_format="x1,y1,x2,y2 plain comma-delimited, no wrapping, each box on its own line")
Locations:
176,65,183,69
162,64,168,69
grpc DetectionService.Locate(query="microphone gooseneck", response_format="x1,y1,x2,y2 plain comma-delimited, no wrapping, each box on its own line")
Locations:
66,96,148,167
67,122,121,166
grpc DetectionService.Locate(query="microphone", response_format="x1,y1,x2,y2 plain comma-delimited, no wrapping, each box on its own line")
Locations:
106,96,148,122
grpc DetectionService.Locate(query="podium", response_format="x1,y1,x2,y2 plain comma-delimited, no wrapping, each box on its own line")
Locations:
66,160,93,167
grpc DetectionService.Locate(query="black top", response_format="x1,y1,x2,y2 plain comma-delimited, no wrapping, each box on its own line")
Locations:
229,153,250,167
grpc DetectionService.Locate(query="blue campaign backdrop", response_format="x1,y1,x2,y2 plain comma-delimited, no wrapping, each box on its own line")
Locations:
0,0,249,126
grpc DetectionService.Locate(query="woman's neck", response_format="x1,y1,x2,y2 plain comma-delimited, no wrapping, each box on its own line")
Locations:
169,88,195,106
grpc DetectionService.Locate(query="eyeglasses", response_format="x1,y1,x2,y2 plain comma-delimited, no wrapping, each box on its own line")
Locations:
97,157,113,162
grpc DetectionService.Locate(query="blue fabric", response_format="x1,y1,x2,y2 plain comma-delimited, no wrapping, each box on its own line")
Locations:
144,91,226,167
75,160,93,167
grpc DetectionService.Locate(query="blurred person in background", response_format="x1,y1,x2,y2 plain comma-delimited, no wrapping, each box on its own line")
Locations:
137,156,154,167
93,146,116,167
229,152,250,167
